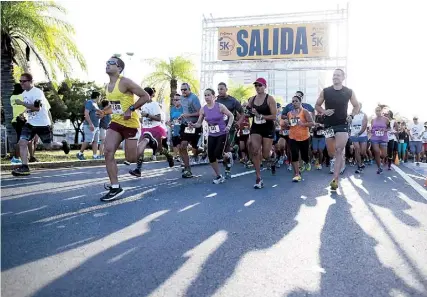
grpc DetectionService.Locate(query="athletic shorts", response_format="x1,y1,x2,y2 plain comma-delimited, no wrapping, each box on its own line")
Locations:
179,124,202,149
12,119,26,143
172,136,181,147
371,139,388,147
250,123,275,139
312,137,326,151
141,125,167,140
20,123,52,144
409,141,423,154
324,124,349,138
423,143,427,151
350,135,368,143
208,134,227,163
83,125,100,143
109,122,138,140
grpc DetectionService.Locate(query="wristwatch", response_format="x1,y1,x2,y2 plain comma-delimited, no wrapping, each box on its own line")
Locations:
129,105,136,112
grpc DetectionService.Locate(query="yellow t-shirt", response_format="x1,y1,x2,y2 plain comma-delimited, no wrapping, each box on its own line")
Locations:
10,94,26,123
105,76,140,128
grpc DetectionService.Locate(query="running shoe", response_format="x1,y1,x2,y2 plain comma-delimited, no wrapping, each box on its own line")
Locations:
100,186,125,202
76,153,86,161
62,140,70,154
377,167,383,174
292,175,302,182
330,179,338,191
300,163,306,173
253,178,264,189
355,166,364,174
11,157,22,164
166,154,174,168
213,175,225,184
28,156,39,163
416,162,420,166
182,169,193,178
123,160,131,166
151,155,157,161
224,170,231,179
271,163,276,175
11,165,30,176
287,164,292,171
278,156,285,165
305,162,312,171
129,168,142,177
316,164,322,170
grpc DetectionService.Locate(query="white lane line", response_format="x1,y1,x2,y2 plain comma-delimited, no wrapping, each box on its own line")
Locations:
231,168,266,179
63,195,86,201
392,165,427,200
1,212,13,216
244,200,255,207
15,205,48,215
178,202,201,213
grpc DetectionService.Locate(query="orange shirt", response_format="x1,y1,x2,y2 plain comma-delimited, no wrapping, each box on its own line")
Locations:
287,108,310,141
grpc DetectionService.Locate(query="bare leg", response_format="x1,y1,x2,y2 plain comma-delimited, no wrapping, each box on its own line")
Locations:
180,140,190,167
80,142,89,154
92,140,98,156
372,143,382,168
19,139,30,165
211,161,220,176
249,134,262,180
104,129,123,185
333,132,348,181
353,142,362,166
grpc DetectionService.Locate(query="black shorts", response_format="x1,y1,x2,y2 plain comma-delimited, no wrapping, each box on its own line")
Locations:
20,123,52,144
324,124,349,136
172,136,181,147
250,123,275,139
12,119,26,143
179,124,202,149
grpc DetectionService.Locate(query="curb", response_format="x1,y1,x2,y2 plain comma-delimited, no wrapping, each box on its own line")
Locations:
1,156,167,172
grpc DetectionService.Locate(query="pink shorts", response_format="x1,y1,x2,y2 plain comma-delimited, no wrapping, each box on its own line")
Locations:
141,125,167,140
423,143,427,151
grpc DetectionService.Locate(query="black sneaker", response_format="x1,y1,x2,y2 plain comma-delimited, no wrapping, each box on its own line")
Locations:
129,168,141,177
12,165,31,176
62,140,70,154
29,156,39,163
100,186,125,202
271,164,276,175
355,166,363,174
166,154,174,168
182,169,193,178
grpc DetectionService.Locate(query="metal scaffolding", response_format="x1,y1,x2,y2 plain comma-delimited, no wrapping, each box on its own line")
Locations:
200,5,349,97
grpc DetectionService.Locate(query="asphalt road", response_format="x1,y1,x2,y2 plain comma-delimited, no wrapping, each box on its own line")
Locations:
1,160,427,297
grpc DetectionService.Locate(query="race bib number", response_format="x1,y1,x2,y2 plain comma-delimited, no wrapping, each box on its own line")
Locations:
254,116,266,124
290,118,299,127
316,130,324,136
110,101,123,115
352,125,361,136
280,130,289,136
242,129,250,135
324,128,334,138
143,118,152,127
184,127,195,134
375,130,384,137
208,125,220,133
173,119,180,125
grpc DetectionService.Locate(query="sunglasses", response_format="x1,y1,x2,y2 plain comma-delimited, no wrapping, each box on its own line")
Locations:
173,99,180,101
106,60,118,66
19,80,30,83
181,88,188,91
254,84,263,87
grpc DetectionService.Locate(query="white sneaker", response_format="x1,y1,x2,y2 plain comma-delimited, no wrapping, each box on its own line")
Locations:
254,179,264,189
151,155,157,161
226,152,234,167
278,156,285,165
213,175,225,184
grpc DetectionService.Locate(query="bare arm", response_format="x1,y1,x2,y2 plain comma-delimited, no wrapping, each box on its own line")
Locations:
84,109,94,126
349,91,360,117
303,110,314,127
262,96,277,121
193,108,205,128
124,78,150,109
220,104,235,129
23,102,40,112
360,114,368,135
315,91,325,114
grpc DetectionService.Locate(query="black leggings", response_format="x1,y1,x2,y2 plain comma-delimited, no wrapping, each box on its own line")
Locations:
208,134,227,163
289,138,310,163
387,140,398,159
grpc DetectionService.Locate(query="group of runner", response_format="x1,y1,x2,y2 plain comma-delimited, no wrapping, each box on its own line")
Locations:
10,56,427,202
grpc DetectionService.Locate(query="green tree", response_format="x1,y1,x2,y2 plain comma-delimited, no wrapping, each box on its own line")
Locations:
142,56,199,105
59,80,103,144
35,82,69,122
228,83,253,102
1,1,86,149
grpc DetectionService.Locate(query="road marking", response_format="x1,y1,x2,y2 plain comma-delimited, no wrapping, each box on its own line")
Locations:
205,193,217,198
15,205,47,215
392,165,427,200
178,202,200,213
231,168,265,179
244,200,255,207
63,195,86,201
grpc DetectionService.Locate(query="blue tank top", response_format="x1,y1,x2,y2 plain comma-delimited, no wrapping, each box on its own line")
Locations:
204,103,226,136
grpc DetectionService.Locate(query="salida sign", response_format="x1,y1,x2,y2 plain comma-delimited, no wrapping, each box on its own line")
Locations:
218,23,328,60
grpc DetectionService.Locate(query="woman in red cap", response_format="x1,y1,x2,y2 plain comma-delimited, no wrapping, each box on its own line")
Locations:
245,77,277,189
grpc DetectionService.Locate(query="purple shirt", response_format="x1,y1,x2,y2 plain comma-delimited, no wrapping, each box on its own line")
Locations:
371,117,388,143
204,103,226,137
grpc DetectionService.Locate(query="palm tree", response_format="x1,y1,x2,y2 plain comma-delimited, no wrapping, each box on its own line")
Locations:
142,56,199,106
1,1,86,148
228,83,254,102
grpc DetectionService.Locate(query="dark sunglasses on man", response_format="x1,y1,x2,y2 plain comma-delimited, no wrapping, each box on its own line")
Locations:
106,60,118,66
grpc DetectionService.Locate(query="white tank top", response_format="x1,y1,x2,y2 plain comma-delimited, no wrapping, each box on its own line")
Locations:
351,112,367,137
388,119,397,141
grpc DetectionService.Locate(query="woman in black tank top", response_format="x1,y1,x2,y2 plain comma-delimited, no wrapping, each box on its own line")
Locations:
246,78,277,189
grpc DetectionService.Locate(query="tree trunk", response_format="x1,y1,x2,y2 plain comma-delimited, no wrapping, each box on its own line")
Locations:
1,41,17,155
170,78,177,106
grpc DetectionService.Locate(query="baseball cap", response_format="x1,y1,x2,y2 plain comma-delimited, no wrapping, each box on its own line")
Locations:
253,77,267,87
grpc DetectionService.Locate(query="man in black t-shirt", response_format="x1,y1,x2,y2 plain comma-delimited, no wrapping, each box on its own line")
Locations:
315,69,360,191
216,82,244,179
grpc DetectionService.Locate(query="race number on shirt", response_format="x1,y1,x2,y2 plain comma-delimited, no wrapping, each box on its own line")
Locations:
254,116,266,124
208,125,220,133
375,130,384,137
110,101,123,114
316,130,324,136
324,128,334,138
352,125,361,136
280,130,289,136
173,119,180,125
290,118,299,127
184,127,195,134
143,119,152,127
242,129,250,135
